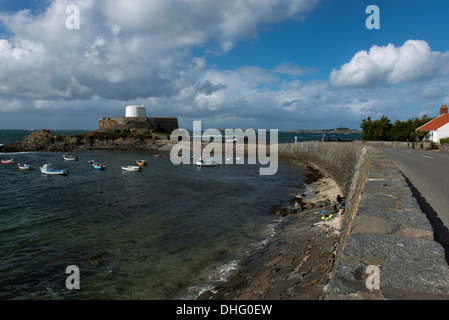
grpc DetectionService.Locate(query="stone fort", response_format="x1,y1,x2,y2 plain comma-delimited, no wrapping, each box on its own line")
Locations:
99,106,179,133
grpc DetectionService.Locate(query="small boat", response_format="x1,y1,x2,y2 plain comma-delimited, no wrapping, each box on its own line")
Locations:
136,160,147,166
154,155,161,158
196,159,218,167
92,163,106,170
18,163,34,170
121,165,142,172
40,164,69,175
1,159,15,164
63,154,78,161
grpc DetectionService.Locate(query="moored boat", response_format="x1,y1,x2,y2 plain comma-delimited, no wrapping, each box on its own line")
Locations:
136,160,147,166
196,159,218,167
63,154,78,161
18,163,34,170
121,165,142,172
40,164,69,175
1,159,15,164
92,163,106,170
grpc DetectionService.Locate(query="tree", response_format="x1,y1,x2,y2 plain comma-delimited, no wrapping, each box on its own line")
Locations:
360,115,433,141
360,115,392,141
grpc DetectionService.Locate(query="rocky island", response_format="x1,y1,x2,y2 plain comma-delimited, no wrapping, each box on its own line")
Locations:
0,129,176,153
1,105,181,153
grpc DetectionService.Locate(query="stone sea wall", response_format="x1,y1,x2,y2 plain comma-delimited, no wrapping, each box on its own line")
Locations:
356,140,434,150
279,142,368,265
279,142,449,299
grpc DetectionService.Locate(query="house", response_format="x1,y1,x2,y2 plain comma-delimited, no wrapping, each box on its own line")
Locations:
416,105,449,143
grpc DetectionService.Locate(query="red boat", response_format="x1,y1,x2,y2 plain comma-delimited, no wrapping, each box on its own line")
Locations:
1,159,15,164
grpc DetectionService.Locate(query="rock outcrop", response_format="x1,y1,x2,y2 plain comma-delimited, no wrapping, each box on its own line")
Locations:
1,129,175,152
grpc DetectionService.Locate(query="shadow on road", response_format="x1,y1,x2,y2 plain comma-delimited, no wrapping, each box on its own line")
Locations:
403,175,449,264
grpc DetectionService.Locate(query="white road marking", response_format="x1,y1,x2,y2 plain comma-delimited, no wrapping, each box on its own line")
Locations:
422,155,434,159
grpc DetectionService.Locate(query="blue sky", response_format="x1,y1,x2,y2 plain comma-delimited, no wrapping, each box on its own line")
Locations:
0,0,448,130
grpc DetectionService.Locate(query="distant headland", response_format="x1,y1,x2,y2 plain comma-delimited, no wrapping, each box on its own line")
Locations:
288,127,360,133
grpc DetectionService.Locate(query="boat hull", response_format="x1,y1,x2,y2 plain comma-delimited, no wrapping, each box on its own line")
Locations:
40,168,69,175
93,164,106,170
121,166,142,172
40,164,69,175
18,164,34,170
196,161,217,167
63,155,78,161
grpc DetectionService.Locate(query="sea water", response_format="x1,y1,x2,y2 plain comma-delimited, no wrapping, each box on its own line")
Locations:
0,130,361,300
0,150,312,299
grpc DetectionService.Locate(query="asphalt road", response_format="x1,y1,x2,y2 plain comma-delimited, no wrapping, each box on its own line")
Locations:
377,147,449,245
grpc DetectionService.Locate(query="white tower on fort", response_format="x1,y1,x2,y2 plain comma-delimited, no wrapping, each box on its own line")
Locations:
125,105,147,118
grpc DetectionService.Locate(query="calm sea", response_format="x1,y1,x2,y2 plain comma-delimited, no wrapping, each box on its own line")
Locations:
0,129,360,300
0,129,362,145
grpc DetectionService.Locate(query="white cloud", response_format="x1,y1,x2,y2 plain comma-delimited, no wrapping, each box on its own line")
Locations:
0,0,320,104
1,1,448,131
330,40,449,87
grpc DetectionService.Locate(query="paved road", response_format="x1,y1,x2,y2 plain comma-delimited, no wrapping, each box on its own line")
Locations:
377,147,449,245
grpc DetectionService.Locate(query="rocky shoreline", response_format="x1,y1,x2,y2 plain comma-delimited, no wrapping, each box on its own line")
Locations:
197,166,344,300
0,129,176,153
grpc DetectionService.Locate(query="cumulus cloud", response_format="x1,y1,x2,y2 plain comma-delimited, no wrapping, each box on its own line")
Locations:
330,40,449,87
0,0,320,104
2,1,447,131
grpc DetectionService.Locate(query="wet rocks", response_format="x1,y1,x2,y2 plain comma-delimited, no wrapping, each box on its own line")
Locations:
2,129,167,152
198,207,341,300
270,196,333,217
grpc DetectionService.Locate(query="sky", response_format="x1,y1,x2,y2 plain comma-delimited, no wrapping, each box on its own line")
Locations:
0,0,448,131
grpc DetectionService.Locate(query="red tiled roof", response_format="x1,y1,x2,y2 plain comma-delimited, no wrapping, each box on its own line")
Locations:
417,113,449,131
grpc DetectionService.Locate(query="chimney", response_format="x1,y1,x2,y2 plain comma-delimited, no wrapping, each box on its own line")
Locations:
440,104,448,115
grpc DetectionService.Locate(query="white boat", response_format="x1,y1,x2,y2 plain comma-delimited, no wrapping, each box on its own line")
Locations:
63,154,78,161
1,159,15,164
40,164,69,175
121,165,142,172
196,159,218,167
18,163,34,170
